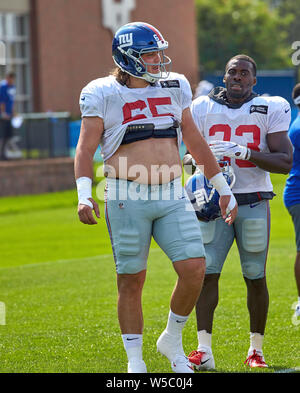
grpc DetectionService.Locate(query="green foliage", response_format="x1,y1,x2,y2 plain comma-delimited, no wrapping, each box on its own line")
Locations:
267,0,300,44
195,0,292,72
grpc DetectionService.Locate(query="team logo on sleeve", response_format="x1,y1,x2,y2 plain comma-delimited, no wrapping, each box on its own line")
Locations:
250,105,268,114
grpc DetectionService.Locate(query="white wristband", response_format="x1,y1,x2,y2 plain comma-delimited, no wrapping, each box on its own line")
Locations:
209,172,231,196
76,176,93,208
226,194,237,213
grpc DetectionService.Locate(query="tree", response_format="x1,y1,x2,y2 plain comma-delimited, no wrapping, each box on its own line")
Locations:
266,0,300,77
195,0,292,72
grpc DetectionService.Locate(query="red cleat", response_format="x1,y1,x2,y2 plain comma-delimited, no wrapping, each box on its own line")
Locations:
244,350,268,368
188,350,215,370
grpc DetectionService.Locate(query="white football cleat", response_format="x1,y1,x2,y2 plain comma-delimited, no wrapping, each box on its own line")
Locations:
171,355,194,373
188,350,215,370
295,303,300,317
127,359,147,373
157,330,194,373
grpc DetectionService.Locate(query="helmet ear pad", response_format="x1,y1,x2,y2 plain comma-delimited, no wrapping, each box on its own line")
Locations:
122,54,129,66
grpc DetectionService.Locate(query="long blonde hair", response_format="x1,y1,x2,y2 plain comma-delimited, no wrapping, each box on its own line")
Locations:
111,67,130,86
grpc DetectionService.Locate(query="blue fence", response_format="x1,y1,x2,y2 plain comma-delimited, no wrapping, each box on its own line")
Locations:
69,70,298,161
204,69,298,123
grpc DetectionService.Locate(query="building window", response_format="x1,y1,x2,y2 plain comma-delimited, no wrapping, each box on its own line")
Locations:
0,12,32,113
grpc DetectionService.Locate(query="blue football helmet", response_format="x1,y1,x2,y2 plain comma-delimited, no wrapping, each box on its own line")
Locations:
112,22,171,83
185,161,236,222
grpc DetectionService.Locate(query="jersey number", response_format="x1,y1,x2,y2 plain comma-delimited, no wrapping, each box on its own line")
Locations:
209,124,260,168
122,98,173,124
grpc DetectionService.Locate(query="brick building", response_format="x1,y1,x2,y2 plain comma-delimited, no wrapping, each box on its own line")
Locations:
0,0,200,196
0,0,199,117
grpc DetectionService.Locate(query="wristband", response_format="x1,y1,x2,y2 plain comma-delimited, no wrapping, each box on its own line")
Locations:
76,176,93,208
226,194,237,213
209,173,237,214
209,172,231,196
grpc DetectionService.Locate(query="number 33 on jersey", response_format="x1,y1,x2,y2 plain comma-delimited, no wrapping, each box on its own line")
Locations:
191,94,291,194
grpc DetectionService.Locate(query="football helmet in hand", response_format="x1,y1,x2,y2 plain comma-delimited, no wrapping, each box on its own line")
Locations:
185,161,236,222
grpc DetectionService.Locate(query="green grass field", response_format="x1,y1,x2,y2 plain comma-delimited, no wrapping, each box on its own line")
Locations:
0,172,299,374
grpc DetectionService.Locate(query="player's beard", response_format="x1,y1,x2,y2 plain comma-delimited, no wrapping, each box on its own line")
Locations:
227,85,252,101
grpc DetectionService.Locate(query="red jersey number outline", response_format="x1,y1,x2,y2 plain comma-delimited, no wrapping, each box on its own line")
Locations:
122,97,173,125
209,124,260,168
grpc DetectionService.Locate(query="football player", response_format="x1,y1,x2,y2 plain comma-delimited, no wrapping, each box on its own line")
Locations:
0,72,16,160
184,54,293,369
284,83,300,318
74,22,237,373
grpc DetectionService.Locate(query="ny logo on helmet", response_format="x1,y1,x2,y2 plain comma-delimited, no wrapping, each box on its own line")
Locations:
119,33,133,47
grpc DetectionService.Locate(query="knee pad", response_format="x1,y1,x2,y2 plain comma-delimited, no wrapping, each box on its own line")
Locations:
242,261,265,279
241,218,267,253
184,243,206,259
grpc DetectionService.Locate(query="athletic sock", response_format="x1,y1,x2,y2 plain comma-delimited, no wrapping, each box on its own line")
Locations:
121,334,143,361
197,330,212,353
165,310,189,336
249,332,264,354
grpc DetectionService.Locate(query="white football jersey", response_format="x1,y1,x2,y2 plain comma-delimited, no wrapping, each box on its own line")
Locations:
79,72,192,161
191,94,291,193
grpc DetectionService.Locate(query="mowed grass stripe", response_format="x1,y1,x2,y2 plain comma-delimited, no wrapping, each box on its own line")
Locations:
0,249,179,373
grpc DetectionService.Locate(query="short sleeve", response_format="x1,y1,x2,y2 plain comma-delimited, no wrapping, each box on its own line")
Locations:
190,96,207,135
180,75,193,110
79,81,103,118
288,118,300,149
268,97,291,133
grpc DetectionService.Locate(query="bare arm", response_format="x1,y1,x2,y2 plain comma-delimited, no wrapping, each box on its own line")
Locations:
249,131,293,174
74,117,104,179
181,107,221,179
74,117,104,224
0,102,9,118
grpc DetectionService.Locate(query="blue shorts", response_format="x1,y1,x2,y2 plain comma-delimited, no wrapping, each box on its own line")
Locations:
287,203,300,251
104,178,206,274
199,200,270,280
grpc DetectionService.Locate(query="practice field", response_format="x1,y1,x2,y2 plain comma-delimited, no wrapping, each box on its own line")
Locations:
0,172,299,373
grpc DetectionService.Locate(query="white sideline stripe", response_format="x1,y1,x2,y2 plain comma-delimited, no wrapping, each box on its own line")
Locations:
274,367,300,373
0,248,162,271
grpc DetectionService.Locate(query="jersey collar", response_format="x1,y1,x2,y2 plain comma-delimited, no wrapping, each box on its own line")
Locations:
208,86,259,109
